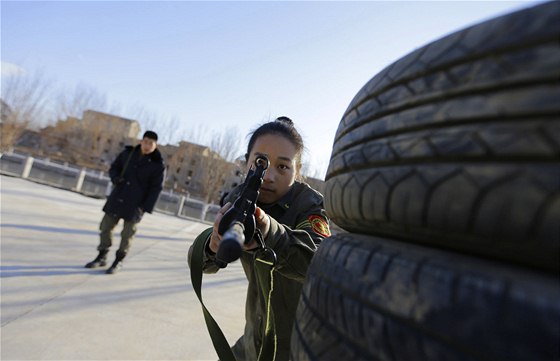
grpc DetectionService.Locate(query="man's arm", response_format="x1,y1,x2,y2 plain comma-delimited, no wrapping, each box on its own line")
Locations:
108,149,127,184
139,164,165,213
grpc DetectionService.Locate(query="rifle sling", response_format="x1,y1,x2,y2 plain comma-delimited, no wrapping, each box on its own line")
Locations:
190,229,277,361
255,256,277,361
190,228,237,361
119,147,135,178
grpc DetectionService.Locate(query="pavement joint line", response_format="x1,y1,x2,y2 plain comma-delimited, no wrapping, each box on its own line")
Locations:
1,174,247,360
1,274,92,328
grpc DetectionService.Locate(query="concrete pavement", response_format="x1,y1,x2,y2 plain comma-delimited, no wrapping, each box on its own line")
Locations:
1,174,247,360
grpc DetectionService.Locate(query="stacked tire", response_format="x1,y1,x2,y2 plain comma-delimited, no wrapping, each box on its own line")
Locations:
291,2,560,360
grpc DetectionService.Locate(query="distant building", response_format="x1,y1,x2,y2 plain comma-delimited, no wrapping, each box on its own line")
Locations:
40,110,140,167
5,107,326,202
82,110,140,139
218,156,246,204
0,99,12,123
81,110,141,164
159,141,208,193
159,140,241,203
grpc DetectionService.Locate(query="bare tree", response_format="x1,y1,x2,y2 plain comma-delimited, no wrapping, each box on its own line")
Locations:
125,105,182,146
300,151,329,179
167,126,244,203
182,123,209,145
192,126,243,203
127,105,158,134
40,84,109,163
148,115,180,146
197,149,234,204
210,126,243,162
53,82,108,120
1,69,53,151
300,153,327,195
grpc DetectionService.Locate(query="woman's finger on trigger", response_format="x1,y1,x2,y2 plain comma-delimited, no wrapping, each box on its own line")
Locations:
254,206,261,219
221,202,232,213
255,207,266,223
214,202,231,228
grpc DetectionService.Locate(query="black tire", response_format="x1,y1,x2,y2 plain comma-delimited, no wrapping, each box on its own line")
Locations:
324,1,560,272
291,233,560,361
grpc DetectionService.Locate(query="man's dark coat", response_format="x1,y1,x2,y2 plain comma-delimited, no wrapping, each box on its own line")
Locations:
103,145,165,222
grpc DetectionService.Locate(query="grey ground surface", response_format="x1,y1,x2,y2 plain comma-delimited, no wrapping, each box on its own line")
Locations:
1,174,247,361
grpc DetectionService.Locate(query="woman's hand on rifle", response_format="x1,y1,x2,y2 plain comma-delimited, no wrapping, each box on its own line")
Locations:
254,206,271,242
209,202,231,254
209,202,270,254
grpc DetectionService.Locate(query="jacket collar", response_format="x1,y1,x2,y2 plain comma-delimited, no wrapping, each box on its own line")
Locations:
133,144,163,162
257,181,301,216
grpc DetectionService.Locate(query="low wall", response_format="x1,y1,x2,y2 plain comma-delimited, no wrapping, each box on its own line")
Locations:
0,151,215,223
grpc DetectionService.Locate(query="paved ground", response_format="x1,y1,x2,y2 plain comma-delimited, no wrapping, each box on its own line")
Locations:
1,174,247,361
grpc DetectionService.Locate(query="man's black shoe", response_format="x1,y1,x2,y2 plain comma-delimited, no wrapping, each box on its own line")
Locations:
85,250,108,268
106,250,126,274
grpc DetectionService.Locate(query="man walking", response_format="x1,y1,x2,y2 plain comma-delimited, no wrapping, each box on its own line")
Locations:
85,130,165,274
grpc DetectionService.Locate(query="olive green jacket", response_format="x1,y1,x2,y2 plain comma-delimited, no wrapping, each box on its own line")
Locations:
188,181,330,361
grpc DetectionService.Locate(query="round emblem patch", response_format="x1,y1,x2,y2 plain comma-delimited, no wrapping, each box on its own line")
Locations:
308,215,331,237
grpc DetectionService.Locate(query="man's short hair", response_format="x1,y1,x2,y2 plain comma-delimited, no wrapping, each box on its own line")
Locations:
143,131,158,142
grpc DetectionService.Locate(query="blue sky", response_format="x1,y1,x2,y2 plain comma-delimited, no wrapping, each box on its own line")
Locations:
1,0,543,178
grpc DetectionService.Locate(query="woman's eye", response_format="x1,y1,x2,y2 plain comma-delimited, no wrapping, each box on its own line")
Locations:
278,164,290,171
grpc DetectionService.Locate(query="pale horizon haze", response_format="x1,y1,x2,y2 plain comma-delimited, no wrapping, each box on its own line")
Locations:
1,0,544,178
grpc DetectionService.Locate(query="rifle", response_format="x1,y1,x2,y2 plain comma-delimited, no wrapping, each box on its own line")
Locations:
215,155,270,267
192,154,278,360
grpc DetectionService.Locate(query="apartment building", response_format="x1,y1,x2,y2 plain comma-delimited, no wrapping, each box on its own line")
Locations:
39,110,140,167
10,108,324,203
159,141,244,203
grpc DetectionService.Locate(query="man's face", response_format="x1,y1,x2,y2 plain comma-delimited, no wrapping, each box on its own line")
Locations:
141,137,157,155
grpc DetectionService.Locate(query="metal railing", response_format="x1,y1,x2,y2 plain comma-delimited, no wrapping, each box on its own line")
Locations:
0,151,219,223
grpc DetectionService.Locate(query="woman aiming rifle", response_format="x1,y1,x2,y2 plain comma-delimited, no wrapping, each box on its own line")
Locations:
188,117,331,361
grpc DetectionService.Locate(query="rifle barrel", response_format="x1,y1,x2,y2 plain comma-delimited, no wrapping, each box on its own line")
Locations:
216,221,245,265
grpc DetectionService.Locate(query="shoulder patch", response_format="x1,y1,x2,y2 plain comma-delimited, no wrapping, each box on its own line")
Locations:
308,215,331,237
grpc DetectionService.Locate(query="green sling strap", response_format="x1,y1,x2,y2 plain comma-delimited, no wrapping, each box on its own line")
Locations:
119,147,135,178
254,254,277,361
189,229,278,361
190,228,236,361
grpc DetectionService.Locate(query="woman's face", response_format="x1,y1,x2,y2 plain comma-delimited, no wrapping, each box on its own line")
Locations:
247,133,300,205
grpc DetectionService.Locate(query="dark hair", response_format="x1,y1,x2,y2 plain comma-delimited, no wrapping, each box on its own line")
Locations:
143,130,158,141
245,116,304,164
